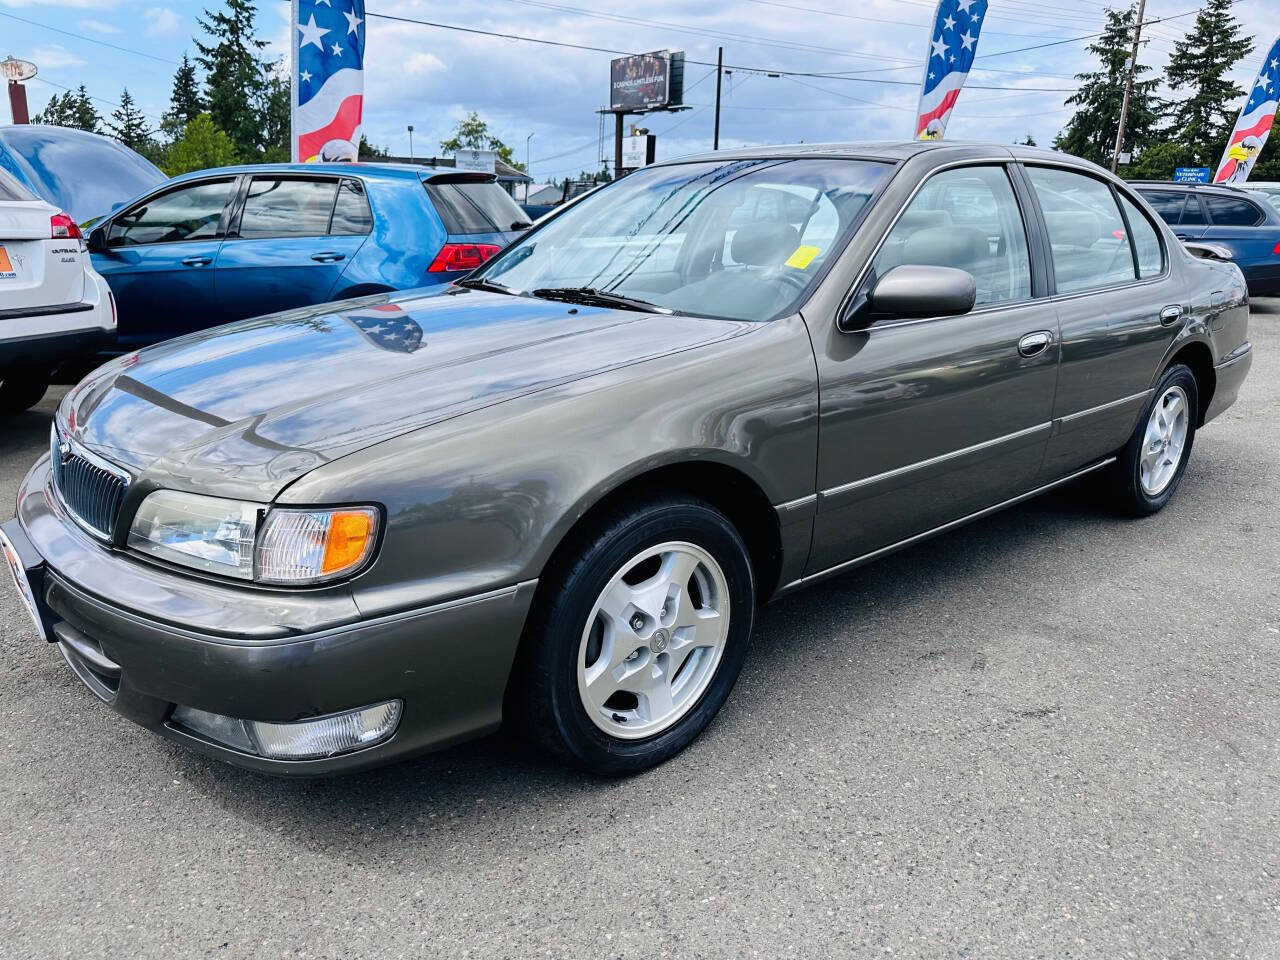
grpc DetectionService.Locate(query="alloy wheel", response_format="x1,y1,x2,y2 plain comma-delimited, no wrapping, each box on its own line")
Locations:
576,541,730,740
1140,385,1189,497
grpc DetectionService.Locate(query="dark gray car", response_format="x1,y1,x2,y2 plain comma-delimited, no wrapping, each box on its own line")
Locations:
1,143,1253,776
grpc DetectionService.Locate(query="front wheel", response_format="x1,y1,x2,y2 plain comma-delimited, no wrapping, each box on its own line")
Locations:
1106,363,1198,516
517,496,755,775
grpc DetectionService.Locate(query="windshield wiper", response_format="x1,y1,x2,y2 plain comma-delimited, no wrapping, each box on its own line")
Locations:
531,287,672,314
455,276,519,295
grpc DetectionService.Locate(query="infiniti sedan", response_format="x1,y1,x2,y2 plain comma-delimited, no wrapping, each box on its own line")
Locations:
2,143,1252,776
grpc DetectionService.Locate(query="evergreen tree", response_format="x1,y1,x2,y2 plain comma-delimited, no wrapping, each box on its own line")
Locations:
161,54,204,141
358,135,389,159
260,66,291,162
441,112,523,170
1053,6,1161,166
195,0,269,158
107,88,153,152
31,91,77,126
166,113,239,176
1164,0,1254,166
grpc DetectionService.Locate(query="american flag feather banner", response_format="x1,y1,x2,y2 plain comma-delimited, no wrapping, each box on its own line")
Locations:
291,0,366,163
1214,35,1280,185
915,0,989,140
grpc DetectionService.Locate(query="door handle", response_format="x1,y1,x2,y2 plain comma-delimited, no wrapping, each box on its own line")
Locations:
1017,330,1053,358
1160,304,1184,326
311,252,346,263
181,255,212,267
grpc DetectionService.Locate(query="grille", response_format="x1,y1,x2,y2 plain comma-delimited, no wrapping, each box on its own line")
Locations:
50,429,130,541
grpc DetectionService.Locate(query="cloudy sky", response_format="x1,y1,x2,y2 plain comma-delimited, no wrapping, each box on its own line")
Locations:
0,0,1273,180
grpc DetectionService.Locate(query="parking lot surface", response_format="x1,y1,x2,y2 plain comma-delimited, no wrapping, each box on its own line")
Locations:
2,301,1278,959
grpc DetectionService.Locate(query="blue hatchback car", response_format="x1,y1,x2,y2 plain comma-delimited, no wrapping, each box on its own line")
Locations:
85,163,532,349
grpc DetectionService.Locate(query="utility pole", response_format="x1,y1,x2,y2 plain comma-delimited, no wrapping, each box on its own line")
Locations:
713,46,723,150
525,132,534,201
1111,0,1146,173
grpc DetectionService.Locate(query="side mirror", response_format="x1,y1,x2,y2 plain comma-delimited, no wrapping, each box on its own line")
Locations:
87,226,108,253
867,264,976,319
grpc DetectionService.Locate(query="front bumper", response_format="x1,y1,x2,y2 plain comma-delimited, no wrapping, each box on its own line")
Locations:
3,459,536,776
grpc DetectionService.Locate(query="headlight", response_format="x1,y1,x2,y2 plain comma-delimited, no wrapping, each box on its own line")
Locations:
128,490,259,579
128,492,379,585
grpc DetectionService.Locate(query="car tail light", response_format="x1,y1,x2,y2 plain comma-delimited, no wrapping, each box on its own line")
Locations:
427,242,501,273
1273,240,1280,255
50,212,82,241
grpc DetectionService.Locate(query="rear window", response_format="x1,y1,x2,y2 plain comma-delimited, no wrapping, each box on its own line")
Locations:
239,177,338,239
425,178,528,235
0,167,35,202
1138,191,1188,226
1204,194,1264,226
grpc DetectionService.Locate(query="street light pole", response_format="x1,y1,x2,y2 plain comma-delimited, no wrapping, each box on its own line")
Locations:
408,124,415,163
526,132,535,202
1111,0,1146,173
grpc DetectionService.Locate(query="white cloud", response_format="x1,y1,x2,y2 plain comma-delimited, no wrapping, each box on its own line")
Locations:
144,6,181,38
80,18,120,34
30,44,86,69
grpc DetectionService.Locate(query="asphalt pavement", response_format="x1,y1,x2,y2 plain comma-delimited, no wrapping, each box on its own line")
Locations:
2,301,1279,959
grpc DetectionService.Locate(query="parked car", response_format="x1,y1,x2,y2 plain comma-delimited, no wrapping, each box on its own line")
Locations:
86,163,532,350
2,143,1251,777
1131,180,1280,295
0,124,165,225
0,165,116,413
1247,181,1280,212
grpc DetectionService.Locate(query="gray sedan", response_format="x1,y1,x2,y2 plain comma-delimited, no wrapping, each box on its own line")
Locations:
1,142,1253,776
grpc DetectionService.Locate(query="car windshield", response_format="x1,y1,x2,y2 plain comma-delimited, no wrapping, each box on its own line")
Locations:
475,157,891,321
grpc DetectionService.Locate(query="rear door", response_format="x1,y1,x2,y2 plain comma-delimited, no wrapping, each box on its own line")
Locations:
213,175,371,320
1137,189,1207,242
92,176,236,348
1023,166,1185,479
1199,193,1280,292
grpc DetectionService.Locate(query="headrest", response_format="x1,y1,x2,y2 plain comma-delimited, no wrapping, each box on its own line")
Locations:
732,223,801,267
901,226,988,270
895,208,953,234
1049,211,1101,247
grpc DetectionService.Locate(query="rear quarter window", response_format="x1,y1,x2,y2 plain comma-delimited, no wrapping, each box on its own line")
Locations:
1204,195,1264,227
425,179,528,235
0,167,34,202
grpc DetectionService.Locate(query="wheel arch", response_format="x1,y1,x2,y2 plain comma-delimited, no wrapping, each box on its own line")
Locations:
1165,338,1216,426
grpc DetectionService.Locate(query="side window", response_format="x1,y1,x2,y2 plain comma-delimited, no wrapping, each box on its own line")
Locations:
1180,195,1207,226
871,165,1031,306
1116,193,1163,278
1203,195,1264,227
238,177,338,239
107,180,233,247
1026,167,1134,294
330,179,373,235
1138,191,1187,226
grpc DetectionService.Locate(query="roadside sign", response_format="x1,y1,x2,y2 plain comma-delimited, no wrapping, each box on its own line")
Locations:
453,149,496,174
622,135,655,169
1174,167,1211,184
0,57,37,82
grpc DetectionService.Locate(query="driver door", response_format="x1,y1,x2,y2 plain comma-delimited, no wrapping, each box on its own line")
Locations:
91,176,237,348
806,162,1060,574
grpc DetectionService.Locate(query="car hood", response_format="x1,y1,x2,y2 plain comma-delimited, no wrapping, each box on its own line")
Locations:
59,288,753,501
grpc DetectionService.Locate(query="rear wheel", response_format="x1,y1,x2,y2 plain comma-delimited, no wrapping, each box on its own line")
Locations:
1104,363,1198,516
0,373,49,414
517,495,755,775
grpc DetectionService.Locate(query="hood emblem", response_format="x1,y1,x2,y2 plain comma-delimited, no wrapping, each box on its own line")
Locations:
58,441,72,462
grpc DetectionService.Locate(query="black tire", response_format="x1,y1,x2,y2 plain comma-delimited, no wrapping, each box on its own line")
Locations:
1104,363,1199,516
0,373,49,414
515,494,755,776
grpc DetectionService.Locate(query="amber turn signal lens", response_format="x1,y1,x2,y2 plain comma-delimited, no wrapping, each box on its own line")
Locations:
321,510,375,575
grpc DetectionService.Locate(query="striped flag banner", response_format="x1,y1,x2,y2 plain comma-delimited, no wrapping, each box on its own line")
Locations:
291,0,366,163
915,0,989,139
1214,35,1280,185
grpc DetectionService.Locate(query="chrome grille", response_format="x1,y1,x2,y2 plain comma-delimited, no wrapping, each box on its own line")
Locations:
50,428,130,541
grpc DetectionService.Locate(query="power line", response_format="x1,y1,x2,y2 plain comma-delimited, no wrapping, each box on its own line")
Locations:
29,75,166,125
0,10,181,67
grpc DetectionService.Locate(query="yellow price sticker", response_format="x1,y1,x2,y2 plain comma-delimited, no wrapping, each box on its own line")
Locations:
784,245,821,269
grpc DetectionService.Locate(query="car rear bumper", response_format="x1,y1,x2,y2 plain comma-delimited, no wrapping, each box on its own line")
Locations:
0,272,116,370
4,459,536,776
1204,341,1252,425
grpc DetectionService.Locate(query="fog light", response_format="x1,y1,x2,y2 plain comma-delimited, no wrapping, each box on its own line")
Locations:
171,700,402,760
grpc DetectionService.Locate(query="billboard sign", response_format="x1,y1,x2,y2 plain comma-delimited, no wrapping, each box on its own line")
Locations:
0,58,37,82
453,149,496,174
1174,167,1211,184
610,51,684,112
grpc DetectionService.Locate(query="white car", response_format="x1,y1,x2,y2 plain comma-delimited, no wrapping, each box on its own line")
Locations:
0,166,115,413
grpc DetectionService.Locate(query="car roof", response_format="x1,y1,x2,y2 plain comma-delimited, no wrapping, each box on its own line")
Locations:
163,161,506,188
659,140,1108,170
1127,180,1256,196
